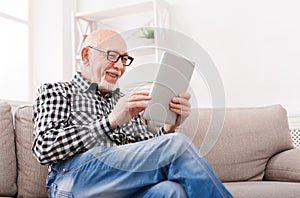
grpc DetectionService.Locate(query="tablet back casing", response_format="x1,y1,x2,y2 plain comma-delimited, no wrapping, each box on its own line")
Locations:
143,52,195,124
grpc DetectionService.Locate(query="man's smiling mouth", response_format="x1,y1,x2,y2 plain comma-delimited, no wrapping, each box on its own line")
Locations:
106,70,121,79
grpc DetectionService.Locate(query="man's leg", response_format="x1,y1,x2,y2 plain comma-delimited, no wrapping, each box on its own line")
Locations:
132,181,187,198
47,133,232,198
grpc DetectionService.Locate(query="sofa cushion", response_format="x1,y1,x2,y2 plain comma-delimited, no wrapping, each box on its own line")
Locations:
14,105,48,198
264,149,300,182
176,105,294,182
0,102,17,196
224,181,300,198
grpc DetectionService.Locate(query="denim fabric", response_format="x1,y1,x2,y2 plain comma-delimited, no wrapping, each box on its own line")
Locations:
47,133,233,198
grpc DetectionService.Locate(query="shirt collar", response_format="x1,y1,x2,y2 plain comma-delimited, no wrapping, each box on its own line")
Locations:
72,72,121,96
72,72,94,92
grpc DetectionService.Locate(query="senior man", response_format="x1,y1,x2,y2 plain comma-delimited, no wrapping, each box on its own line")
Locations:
32,29,232,198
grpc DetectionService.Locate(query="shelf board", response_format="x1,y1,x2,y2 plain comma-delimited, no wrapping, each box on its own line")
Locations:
75,0,155,22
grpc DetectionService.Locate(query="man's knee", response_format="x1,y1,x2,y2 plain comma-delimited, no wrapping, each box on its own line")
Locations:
159,181,187,198
169,132,191,142
164,132,193,151
134,181,187,198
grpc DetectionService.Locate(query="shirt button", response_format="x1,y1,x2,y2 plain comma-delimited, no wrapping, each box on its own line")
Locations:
63,168,66,173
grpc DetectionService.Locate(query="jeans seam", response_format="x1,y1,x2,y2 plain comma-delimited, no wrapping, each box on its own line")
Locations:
192,151,229,198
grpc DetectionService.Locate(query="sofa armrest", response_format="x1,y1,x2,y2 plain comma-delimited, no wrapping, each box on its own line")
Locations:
264,149,300,182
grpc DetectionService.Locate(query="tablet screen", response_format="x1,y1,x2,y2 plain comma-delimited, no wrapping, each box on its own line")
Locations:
143,51,195,124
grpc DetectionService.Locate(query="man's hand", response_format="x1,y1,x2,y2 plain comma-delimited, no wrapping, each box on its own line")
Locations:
108,91,151,128
164,93,191,133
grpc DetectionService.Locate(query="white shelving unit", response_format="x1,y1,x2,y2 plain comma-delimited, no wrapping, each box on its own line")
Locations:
72,0,169,73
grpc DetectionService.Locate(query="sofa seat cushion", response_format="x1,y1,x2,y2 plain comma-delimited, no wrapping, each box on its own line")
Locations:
175,105,294,182
14,105,48,198
0,102,17,196
224,181,300,198
265,148,300,182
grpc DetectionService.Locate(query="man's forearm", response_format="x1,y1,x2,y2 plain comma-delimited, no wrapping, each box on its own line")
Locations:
32,125,96,165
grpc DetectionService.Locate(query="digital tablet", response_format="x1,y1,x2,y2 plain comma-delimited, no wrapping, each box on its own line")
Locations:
143,51,195,125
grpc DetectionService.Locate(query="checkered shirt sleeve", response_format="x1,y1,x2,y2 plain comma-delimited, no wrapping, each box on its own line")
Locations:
33,84,97,165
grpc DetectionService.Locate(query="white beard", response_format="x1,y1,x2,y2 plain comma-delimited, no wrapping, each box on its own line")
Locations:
98,75,116,92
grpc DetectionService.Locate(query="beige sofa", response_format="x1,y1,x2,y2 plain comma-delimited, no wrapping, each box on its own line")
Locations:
0,101,300,197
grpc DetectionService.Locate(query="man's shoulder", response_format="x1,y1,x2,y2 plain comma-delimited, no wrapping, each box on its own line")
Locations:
37,81,73,96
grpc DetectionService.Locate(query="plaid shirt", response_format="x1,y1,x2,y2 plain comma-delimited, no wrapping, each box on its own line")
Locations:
32,72,165,166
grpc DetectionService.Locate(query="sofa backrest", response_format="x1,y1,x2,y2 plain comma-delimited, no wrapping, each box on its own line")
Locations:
14,105,48,197
0,102,17,196
176,105,294,182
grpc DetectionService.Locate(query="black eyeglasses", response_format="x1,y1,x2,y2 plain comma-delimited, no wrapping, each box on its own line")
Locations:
87,46,134,66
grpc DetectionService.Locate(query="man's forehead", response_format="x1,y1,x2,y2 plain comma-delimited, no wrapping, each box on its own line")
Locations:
99,39,128,54
85,30,128,53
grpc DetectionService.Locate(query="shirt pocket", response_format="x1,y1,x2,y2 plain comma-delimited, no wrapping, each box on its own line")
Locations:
70,94,99,125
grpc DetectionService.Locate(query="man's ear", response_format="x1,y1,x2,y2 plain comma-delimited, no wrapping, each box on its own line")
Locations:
81,47,89,65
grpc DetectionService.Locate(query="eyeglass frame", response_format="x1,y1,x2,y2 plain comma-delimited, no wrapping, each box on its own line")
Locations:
87,46,134,66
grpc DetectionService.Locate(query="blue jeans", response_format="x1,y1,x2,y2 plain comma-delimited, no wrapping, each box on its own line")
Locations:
47,133,232,198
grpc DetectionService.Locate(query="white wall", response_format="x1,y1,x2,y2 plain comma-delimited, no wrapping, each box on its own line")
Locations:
29,0,75,100
166,0,300,116
31,0,300,116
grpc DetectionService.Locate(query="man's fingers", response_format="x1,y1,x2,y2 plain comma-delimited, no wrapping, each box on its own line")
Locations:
178,92,191,100
130,90,150,96
169,92,191,119
128,91,151,102
128,101,148,109
171,97,191,108
169,102,190,111
169,107,190,117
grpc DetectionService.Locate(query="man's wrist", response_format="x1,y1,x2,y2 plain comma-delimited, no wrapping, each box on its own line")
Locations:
163,124,177,133
108,113,117,129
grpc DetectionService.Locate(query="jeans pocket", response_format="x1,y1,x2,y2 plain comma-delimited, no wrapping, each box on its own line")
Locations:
47,170,57,189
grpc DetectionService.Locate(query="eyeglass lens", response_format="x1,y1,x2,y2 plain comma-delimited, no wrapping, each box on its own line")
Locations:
107,51,132,66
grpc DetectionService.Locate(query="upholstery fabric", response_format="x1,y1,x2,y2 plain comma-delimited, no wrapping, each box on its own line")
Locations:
14,105,48,198
265,149,300,182
0,102,17,196
176,105,294,182
225,181,300,198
